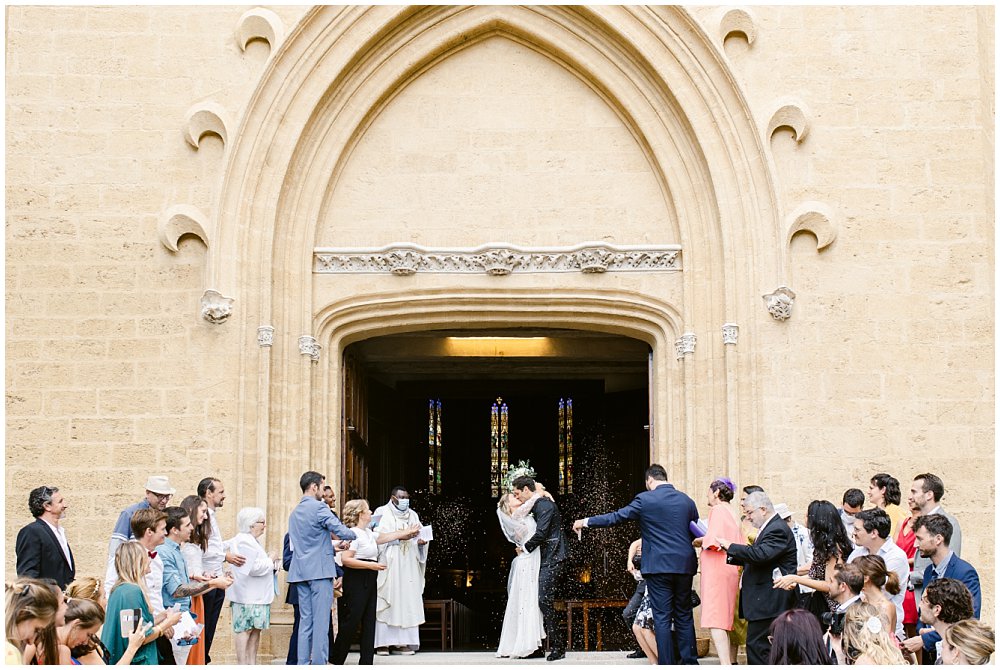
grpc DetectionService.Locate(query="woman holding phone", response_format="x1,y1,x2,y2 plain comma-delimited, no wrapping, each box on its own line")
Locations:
101,542,182,664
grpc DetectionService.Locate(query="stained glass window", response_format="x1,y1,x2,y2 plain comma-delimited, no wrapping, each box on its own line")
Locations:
491,397,509,496
427,399,442,494
558,398,573,494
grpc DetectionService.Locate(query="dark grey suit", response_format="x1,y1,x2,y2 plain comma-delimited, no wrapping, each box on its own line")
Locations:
523,497,568,653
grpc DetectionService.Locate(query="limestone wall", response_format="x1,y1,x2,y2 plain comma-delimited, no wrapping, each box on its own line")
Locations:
6,5,994,662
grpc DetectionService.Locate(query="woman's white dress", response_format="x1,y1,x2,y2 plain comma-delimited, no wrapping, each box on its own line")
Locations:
495,501,546,658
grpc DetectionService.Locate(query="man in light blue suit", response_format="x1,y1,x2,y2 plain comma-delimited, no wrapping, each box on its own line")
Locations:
288,471,357,665
574,464,700,665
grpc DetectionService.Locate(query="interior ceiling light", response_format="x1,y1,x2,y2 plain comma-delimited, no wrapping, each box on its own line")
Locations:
443,336,555,357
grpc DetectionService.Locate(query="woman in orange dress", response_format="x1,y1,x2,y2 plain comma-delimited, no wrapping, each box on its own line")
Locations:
180,495,211,665
694,478,741,665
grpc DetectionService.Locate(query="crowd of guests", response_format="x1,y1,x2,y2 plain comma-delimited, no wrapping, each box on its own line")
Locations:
609,469,993,665
8,472,428,666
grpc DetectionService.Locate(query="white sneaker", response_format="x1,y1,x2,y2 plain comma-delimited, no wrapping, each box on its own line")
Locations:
393,648,416,656
376,649,390,656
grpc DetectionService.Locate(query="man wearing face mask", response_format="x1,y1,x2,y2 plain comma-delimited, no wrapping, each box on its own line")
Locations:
372,486,427,655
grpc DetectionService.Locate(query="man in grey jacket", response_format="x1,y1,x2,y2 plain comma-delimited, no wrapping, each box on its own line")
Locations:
288,471,357,665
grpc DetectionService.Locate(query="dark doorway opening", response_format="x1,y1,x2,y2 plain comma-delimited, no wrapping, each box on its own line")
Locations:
342,329,651,651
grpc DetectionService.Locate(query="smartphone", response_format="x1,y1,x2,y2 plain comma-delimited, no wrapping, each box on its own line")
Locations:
119,609,142,638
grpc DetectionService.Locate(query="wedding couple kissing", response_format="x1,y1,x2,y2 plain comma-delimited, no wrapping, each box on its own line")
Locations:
495,474,568,662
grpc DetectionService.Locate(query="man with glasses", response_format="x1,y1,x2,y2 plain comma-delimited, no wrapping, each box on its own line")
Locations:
16,485,75,589
104,475,176,599
717,491,797,665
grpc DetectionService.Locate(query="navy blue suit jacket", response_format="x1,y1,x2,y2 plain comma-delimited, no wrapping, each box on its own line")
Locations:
588,483,699,575
920,553,981,650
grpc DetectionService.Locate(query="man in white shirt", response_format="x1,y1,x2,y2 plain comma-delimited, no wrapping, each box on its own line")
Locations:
198,476,246,664
105,508,177,664
848,507,908,639
839,488,865,548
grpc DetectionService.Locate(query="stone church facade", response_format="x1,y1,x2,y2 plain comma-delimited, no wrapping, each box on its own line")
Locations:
6,5,993,660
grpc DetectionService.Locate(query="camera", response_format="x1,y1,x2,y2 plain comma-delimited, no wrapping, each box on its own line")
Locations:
821,610,846,636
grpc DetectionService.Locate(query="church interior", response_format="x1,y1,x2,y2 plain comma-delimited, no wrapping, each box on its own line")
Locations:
341,329,653,649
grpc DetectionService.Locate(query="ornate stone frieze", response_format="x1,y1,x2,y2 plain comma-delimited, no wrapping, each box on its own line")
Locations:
200,289,234,324
763,286,796,321
675,332,697,360
257,326,275,347
722,323,739,345
313,243,682,276
298,335,321,361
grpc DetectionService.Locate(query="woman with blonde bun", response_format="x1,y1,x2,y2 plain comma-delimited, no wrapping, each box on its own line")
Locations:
942,618,995,665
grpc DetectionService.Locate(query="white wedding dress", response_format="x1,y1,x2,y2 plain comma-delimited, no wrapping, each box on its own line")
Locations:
495,497,546,658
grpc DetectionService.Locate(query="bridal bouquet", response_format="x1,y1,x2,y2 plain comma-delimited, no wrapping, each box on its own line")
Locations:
502,460,536,493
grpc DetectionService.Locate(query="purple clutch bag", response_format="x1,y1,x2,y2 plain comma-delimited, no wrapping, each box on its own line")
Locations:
689,520,707,538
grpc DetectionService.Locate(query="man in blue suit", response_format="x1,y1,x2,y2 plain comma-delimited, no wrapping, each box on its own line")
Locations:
900,513,980,659
574,464,700,665
287,471,357,665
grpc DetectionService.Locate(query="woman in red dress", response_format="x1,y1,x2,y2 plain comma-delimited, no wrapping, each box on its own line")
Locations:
894,502,919,644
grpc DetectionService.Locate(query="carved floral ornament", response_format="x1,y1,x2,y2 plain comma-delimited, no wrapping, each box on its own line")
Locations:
313,243,682,276
674,332,696,360
763,286,796,321
298,336,321,362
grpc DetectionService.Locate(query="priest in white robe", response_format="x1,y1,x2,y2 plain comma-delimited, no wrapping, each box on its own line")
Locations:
373,486,428,655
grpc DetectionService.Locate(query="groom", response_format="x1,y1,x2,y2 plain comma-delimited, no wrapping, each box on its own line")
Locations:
512,476,568,661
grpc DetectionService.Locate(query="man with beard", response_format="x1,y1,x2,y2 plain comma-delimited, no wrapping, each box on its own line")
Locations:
198,477,247,663
900,514,980,660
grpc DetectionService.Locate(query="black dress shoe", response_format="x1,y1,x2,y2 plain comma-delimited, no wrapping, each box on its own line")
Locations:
523,649,545,659
546,649,566,662
626,649,647,659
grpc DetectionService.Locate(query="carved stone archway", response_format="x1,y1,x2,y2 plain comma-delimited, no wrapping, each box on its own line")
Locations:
212,6,783,532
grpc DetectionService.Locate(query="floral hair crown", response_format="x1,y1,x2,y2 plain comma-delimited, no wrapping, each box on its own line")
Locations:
502,460,537,493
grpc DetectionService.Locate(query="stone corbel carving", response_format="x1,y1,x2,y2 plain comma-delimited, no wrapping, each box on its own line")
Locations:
298,335,321,362
675,332,697,360
765,99,810,143
722,323,739,345
257,326,275,347
183,102,231,149
158,204,209,252
763,286,796,321
235,7,284,54
200,290,234,324
787,202,838,252
719,7,757,46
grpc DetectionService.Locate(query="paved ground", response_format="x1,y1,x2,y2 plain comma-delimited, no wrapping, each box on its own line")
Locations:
308,651,721,665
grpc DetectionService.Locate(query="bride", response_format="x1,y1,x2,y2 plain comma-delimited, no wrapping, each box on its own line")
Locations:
495,485,551,658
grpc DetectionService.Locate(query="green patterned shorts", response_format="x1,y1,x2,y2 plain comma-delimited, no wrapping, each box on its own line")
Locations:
231,602,271,633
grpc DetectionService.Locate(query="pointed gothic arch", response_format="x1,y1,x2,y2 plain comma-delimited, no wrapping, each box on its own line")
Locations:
214,6,782,519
